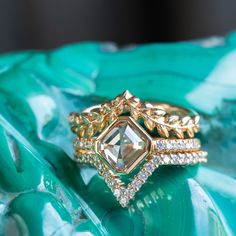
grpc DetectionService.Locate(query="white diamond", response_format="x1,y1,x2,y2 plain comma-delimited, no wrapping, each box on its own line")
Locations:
132,179,142,189
178,154,185,164
185,154,191,164
107,179,115,187
77,141,82,148
113,188,121,198
171,154,178,164
188,154,193,163
152,156,161,165
145,162,156,173
156,141,165,150
172,141,178,149
139,171,148,181
166,143,173,150
127,188,135,198
192,152,198,159
98,163,103,170
103,172,110,179
120,196,128,207
186,142,192,149
163,155,170,164
178,142,184,149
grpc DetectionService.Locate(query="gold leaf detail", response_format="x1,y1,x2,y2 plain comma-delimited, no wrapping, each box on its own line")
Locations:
186,128,194,138
144,118,155,131
130,108,139,120
156,125,169,138
173,129,184,139
69,91,200,139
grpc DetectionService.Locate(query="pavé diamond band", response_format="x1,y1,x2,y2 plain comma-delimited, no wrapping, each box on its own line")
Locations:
69,91,207,207
74,137,201,154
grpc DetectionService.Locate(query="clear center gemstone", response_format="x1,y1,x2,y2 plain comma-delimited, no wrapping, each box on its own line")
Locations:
99,117,151,174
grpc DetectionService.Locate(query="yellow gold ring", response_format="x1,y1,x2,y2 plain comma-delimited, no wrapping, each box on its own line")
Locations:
69,91,207,207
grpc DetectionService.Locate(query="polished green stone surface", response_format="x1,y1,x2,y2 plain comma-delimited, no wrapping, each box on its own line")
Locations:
0,33,236,236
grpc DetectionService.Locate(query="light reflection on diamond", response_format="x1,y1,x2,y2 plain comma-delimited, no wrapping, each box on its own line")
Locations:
99,117,150,174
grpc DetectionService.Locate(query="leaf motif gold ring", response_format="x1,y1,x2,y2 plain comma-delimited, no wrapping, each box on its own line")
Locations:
69,91,207,207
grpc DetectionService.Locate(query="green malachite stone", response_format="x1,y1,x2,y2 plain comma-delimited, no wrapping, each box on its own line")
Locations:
0,32,236,236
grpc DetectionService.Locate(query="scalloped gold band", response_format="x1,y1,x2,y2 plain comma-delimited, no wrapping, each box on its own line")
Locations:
69,91,200,139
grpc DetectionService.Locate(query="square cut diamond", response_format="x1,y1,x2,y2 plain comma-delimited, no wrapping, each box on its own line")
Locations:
98,117,151,174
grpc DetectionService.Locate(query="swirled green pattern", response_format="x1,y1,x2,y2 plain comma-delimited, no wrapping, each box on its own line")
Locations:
0,33,236,236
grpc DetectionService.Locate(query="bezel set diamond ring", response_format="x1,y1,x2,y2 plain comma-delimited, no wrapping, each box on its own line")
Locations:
69,91,207,207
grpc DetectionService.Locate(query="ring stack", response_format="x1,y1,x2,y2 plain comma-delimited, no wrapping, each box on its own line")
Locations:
69,91,207,207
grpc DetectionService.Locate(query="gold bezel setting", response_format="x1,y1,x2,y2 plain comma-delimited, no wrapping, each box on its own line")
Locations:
96,116,152,174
